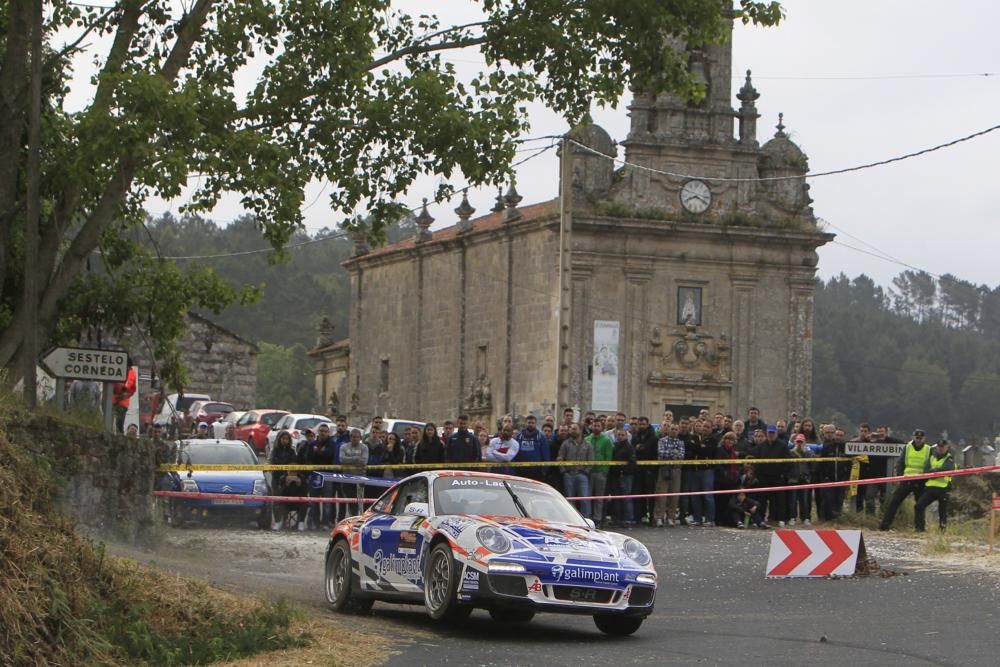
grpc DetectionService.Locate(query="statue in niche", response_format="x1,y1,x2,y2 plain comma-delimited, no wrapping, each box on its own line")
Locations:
677,287,702,326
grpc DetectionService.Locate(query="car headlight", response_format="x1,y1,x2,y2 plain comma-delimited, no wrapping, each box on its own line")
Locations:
252,479,267,496
487,561,526,574
636,573,657,585
477,526,511,554
623,539,652,566
181,478,199,493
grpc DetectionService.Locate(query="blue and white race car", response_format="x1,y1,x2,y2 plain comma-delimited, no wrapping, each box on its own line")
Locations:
324,470,657,635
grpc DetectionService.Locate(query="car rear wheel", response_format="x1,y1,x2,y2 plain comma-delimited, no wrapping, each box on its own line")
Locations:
424,543,468,621
593,614,643,636
488,608,535,624
325,539,373,614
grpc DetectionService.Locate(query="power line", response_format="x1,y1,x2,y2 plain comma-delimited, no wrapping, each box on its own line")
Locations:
752,72,1000,81
568,121,1000,183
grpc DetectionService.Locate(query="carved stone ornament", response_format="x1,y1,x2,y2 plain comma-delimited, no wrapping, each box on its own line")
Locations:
463,374,493,413
647,321,732,385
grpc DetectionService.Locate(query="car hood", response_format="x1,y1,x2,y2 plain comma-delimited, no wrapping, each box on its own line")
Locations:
479,516,622,561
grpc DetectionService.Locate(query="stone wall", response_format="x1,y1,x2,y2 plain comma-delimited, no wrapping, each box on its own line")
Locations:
23,416,157,544
343,204,561,426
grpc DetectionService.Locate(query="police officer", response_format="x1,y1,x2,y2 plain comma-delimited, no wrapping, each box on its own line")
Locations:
879,429,931,530
913,439,955,532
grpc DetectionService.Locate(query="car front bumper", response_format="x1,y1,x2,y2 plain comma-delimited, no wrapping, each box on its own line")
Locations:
456,565,655,617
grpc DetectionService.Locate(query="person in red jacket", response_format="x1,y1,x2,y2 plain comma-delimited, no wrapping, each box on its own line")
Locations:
112,359,137,434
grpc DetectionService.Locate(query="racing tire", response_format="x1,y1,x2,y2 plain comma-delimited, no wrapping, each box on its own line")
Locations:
488,608,535,624
593,614,644,636
325,539,373,614
424,543,467,621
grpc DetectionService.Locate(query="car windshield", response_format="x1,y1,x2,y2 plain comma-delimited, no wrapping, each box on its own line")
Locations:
433,477,585,526
203,403,232,413
176,396,206,411
261,412,285,427
180,444,258,465
294,417,328,430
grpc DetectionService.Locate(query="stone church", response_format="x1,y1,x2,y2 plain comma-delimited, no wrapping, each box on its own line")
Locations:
311,29,832,427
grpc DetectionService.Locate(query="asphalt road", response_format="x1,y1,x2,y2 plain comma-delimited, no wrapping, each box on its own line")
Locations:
116,523,1000,667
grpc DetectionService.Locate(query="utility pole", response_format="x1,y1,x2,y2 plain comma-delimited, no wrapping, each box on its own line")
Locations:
555,135,574,414
22,0,43,407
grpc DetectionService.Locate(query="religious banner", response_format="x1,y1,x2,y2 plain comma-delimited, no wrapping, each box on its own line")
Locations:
591,320,620,411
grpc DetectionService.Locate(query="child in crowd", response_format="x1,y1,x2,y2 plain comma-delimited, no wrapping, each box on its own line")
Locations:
729,490,768,528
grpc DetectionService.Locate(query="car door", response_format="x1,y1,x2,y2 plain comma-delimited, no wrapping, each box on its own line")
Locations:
360,477,429,594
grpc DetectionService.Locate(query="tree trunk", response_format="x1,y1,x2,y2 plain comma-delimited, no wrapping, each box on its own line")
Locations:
0,0,32,299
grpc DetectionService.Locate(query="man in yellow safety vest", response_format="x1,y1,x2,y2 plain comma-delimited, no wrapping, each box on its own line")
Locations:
879,429,931,531
913,439,955,531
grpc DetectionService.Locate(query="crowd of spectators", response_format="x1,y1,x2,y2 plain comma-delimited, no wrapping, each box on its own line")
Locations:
263,406,934,532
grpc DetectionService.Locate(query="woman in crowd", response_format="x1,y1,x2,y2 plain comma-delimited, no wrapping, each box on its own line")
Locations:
381,432,404,479
268,430,302,530
415,422,445,471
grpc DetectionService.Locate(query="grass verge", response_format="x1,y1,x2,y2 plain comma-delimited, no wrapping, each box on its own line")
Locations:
0,394,312,666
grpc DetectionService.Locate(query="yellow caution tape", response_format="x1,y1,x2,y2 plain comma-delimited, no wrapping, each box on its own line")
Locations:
158,456,853,473
847,455,869,498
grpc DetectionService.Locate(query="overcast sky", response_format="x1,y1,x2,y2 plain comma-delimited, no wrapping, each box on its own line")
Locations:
140,1,1000,290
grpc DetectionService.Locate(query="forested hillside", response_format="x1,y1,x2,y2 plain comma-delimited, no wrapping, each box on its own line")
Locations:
143,217,999,439
812,273,1000,440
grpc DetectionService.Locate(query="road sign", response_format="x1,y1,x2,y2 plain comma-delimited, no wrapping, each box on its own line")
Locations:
41,347,128,383
766,530,864,577
845,441,906,457
993,496,1000,510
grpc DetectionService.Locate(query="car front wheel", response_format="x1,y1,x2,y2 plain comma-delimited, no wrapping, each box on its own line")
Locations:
424,543,469,621
593,614,644,636
325,539,373,614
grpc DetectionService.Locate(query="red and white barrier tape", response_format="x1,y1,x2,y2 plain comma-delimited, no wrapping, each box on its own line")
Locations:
564,464,1000,501
153,464,999,505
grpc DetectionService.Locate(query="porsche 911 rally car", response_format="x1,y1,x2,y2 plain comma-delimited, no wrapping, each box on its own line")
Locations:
324,470,657,635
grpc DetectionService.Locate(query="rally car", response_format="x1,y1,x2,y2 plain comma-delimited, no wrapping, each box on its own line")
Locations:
324,471,657,636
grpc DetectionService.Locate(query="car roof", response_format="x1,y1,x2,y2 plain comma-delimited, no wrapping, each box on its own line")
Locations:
177,438,252,448
423,469,546,484
287,413,330,421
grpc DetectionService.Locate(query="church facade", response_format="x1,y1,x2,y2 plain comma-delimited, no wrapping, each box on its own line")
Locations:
312,30,832,427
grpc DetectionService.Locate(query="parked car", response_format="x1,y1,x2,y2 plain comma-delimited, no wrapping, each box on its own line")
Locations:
181,401,235,435
266,413,333,456
153,392,211,437
235,409,290,455
213,410,246,439
164,439,269,528
324,470,657,635
364,418,425,440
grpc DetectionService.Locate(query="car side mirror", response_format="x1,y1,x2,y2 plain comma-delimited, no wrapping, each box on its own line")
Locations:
584,518,596,530
404,502,429,518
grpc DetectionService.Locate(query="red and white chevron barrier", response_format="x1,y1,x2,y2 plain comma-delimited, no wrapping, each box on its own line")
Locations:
766,529,864,577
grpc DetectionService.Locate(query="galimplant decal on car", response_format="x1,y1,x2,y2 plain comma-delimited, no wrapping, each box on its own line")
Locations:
373,549,422,579
551,564,620,584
